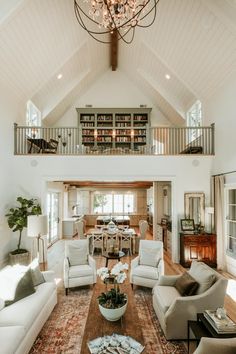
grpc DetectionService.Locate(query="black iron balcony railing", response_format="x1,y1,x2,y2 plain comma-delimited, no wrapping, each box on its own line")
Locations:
14,123,215,156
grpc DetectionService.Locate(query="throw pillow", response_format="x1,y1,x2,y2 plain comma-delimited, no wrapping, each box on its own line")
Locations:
67,243,88,266
0,298,4,311
5,269,35,306
175,272,199,296
29,258,45,287
140,247,161,267
188,261,216,294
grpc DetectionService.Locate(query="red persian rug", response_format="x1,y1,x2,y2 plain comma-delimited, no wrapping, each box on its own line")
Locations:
30,286,187,354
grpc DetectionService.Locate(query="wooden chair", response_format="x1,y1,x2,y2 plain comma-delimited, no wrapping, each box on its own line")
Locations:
91,233,104,255
119,232,132,255
104,233,118,252
42,139,58,153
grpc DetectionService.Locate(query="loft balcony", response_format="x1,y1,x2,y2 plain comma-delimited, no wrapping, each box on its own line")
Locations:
14,123,215,156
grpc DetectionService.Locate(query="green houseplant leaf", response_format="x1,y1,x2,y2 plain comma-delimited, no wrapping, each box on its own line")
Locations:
5,197,42,253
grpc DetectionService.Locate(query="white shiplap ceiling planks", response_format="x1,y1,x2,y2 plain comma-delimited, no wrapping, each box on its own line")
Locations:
0,0,235,124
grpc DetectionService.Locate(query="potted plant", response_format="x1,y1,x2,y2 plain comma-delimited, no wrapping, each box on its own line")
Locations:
97,262,129,321
5,197,41,265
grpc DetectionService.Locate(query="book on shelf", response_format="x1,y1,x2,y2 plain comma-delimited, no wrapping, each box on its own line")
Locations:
204,310,236,333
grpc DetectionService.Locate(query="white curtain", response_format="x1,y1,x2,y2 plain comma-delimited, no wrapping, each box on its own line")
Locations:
214,175,225,270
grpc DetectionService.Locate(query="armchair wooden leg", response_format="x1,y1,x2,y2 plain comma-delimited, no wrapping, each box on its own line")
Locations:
65,288,68,296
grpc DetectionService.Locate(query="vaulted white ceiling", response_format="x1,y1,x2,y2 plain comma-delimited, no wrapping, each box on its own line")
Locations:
0,0,235,125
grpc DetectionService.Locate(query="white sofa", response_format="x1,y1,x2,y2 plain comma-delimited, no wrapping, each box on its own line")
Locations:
153,261,228,340
0,270,57,354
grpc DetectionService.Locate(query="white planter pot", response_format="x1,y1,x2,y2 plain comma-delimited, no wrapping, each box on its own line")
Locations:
99,300,128,322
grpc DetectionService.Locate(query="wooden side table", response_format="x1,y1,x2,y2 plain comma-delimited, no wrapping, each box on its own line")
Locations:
187,313,236,353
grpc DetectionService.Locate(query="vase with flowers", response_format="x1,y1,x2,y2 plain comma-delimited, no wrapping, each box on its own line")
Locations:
97,262,129,321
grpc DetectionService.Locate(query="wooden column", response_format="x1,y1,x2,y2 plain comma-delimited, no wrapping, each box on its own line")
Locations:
110,29,118,71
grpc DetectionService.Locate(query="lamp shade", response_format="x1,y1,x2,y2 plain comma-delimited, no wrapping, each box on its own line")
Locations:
27,215,48,238
205,207,214,215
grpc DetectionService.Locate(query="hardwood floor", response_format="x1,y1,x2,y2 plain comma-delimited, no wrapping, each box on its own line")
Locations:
46,228,236,324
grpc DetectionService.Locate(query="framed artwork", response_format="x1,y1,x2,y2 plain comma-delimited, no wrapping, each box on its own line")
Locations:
181,219,195,232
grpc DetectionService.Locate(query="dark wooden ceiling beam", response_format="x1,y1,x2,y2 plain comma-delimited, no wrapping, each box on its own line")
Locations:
110,29,118,71
62,181,153,189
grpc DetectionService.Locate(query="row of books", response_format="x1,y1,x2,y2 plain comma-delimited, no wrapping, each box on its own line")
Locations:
204,310,236,334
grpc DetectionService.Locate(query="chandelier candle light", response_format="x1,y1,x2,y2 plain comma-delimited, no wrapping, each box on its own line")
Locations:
74,0,160,44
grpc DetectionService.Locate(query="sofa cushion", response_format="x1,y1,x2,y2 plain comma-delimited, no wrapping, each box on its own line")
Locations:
132,265,159,280
0,266,35,306
153,285,181,313
67,243,88,266
188,261,216,294
69,264,93,278
140,248,161,267
0,282,55,331
175,272,199,296
0,298,4,311
30,258,45,287
0,326,25,354
5,269,35,306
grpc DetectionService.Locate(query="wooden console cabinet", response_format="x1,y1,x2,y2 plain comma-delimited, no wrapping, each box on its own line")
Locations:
180,233,217,268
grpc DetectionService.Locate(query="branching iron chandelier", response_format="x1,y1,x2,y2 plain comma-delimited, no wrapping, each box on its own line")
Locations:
74,0,160,44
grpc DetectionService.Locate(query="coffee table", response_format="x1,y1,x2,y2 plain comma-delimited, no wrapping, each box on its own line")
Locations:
187,313,236,353
102,251,125,267
80,283,145,353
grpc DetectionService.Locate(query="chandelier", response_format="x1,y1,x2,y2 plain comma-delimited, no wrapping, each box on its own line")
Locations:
74,0,160,44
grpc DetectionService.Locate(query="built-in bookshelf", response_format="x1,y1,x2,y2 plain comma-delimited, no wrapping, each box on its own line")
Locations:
76,108,151,151
225,188,236,259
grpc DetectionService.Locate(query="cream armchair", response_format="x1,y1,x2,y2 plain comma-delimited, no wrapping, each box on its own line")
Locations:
152,261,228,340
64,239,96,295
130,240,164,289
193,337,236,354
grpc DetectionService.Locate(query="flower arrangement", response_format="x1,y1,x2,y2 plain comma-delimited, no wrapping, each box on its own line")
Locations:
97,262,129,309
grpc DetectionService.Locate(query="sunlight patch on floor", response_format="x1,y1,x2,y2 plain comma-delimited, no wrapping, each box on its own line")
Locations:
55,277,62,286
226,279,236,301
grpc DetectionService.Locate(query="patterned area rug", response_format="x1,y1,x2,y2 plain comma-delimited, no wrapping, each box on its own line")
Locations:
30,286,187,354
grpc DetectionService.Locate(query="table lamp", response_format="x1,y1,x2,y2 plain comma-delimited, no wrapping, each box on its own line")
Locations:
27,215,48,269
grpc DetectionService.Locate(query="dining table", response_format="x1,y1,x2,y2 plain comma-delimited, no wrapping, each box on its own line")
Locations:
86,227,137,254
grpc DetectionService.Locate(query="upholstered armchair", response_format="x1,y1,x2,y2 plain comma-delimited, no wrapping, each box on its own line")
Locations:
64,239,96,295
130,240,164,289
152,261,228,340
193,337,236,354
135,220,148,253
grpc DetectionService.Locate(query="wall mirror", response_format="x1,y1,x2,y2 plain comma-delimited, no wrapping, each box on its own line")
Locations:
184,192,205,227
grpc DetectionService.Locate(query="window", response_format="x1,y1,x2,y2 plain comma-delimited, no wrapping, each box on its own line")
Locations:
26,101,41,138
187,100,202,142
225,188,236,259
93,192,135,214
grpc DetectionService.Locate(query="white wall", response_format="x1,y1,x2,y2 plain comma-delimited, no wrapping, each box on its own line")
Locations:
204,70,236,174
204,70,236,275
54,69,170,127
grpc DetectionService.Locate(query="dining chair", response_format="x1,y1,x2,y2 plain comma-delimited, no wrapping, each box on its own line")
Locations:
136,220,149,253
119,232,132,255
74,220,86,239
104,232,118,252
91,233,104,255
